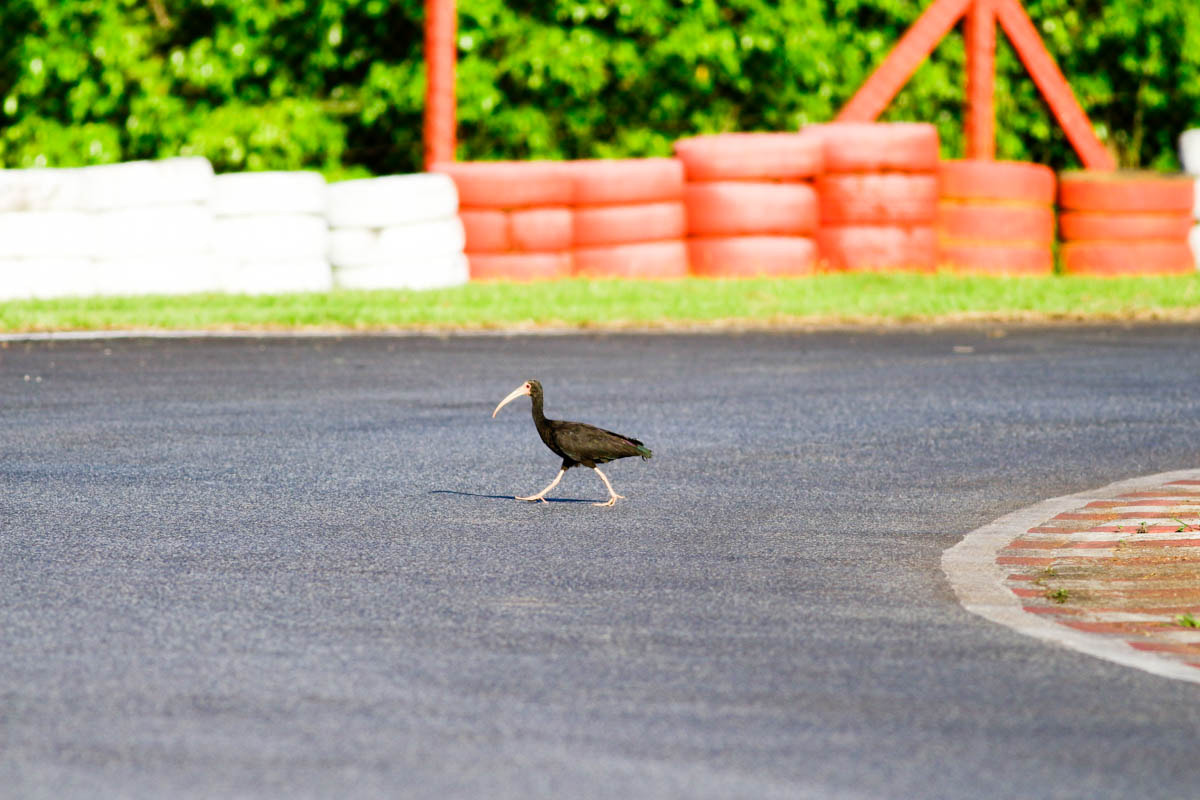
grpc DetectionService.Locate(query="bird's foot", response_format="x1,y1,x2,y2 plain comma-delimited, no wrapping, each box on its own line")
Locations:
516,493,549,504
592,493,625,507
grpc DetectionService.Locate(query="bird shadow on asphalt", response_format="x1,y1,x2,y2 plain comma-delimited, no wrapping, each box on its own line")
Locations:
430,490,595,504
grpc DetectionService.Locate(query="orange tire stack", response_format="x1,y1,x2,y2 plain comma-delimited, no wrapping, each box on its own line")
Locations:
808,122,940,272
937,160,1056,275
431,161,573,281
1058,172,1196,276
673,133,822,277
562,159,689,279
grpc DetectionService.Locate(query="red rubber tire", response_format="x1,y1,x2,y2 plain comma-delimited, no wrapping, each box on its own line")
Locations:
564,158,685,205
431,161,571,208
673,132,823,181
937,203,1055,244
1060,241,1196,276
804,122,939,174
460,209,509,253
817,225,937,272
687,236,818,277
468,252,573,281
573,240,690,279
938,243,1054,276
684,182,819,237
509,207,573,252
817,174,939,225
1058,172,1195,213
573,202,685,246
939,160,1056,204
1058,211,1193,242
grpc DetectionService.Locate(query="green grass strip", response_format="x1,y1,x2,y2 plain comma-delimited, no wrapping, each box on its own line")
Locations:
3,273,1200,333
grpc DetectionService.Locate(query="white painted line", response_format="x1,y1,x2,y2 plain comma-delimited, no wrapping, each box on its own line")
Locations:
998,548,1118,559
1018,530,1200,542
1075,611,1187,623
1096,502,1200,510
0,326,732,343
942,468,1200,685
0,328,593,343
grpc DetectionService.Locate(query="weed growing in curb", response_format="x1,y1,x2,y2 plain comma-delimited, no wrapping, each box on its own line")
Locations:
1032,567,1059,589
1047,588,1070,604
1177,613,1200,629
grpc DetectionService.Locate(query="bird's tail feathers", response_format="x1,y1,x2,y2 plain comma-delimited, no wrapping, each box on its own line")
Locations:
636,445,653,460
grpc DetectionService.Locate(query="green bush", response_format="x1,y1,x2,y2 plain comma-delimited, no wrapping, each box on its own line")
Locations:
0,0,1196,175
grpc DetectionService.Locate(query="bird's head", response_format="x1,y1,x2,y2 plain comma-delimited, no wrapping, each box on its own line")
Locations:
491,379,542,418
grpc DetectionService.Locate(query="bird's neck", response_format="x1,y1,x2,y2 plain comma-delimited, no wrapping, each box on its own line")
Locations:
530,394,547,424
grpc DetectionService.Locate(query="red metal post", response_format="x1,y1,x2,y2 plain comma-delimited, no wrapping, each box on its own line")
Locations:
992,0,1115,170
963,0,996,159
837,0,973,122
837,0,1115,172
423,0,457,168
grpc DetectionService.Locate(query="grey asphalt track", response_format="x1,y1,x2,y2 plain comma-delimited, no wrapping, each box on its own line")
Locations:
2,326,1199,799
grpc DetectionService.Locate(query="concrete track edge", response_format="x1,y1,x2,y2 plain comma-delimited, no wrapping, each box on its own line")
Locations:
942,468,1200,685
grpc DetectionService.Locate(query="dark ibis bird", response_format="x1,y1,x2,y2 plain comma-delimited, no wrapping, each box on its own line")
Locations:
491,379,652,506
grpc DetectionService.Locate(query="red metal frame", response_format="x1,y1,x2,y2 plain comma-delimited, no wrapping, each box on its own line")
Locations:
964,0,995,159
837,0,974,125
836,0,1116,170
422,0,1116,171
424,0,457,168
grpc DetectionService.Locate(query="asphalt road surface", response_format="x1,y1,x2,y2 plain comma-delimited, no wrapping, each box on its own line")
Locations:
2,326,1199,799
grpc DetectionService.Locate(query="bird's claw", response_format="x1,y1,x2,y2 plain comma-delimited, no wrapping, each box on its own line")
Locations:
592,494,625,507
516,494,549,504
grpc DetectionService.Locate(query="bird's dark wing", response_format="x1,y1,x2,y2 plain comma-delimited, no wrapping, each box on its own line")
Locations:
549,420,648,466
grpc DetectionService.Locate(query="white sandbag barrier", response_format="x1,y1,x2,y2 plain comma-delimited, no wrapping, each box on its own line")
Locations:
0,259,95,300
0,168,88,213
1183,130,1200,268
93,206,214,259
328,217,466,265
91,256,221,298
88,159,219,294
327,173,457,228
0,159,222,298
80,157,215,211
211,170,327,217
0,212,96,258
327,173,467,290
335,253,469,291
211,172,332,294
0,160,473,298
212,214,329,261
211,257,333,295
1180,129,1200,178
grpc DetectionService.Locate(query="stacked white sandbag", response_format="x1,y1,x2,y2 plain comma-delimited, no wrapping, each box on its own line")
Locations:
0,159,223,298
210,171,332,294
86,158,219,296
328,173,467,290
0,168,95,299
1182,130,1200,268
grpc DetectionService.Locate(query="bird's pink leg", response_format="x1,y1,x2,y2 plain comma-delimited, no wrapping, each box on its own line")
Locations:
591,467,626,507
516,468,565,503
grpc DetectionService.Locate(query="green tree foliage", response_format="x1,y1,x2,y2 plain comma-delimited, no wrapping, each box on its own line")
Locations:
0,0,422,175
0,0,1196,175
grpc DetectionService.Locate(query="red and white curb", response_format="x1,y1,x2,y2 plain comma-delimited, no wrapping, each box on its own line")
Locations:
943,468,1200,684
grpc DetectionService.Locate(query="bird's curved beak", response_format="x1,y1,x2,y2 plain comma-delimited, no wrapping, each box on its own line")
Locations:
491,383,531,418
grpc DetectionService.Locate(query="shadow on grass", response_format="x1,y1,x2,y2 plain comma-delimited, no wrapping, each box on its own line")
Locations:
430,490,595,504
